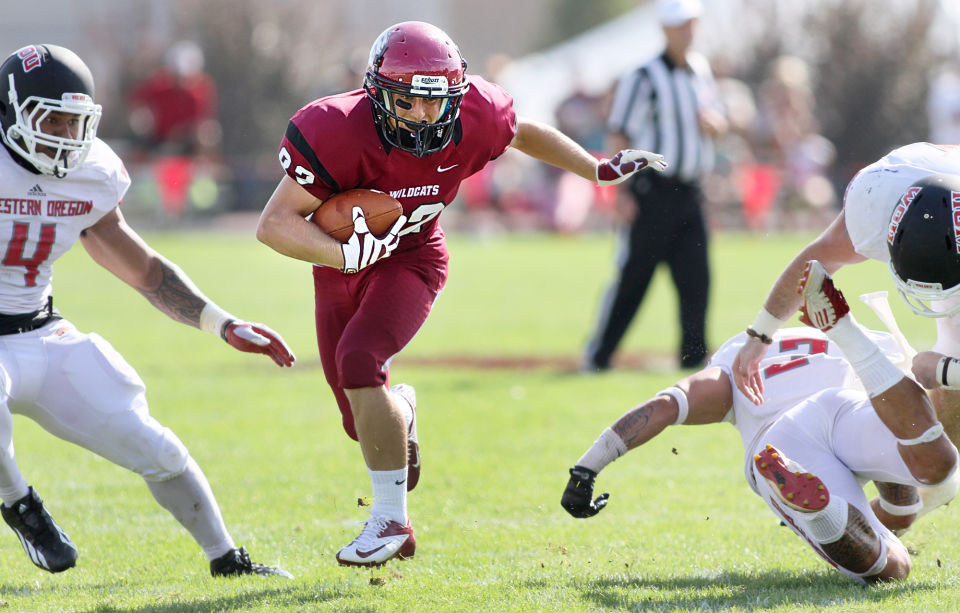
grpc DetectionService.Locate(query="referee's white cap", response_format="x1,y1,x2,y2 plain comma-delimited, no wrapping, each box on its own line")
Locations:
658,0,703,26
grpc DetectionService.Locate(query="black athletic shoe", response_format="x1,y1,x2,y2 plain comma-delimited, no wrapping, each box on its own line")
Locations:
1,486,78,573
210,546,293,578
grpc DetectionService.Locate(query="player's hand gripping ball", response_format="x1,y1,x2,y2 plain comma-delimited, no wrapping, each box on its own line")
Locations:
311,189,403,243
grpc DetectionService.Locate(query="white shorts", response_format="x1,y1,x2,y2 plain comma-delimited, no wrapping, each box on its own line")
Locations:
0,318,189,480
749,388,912,581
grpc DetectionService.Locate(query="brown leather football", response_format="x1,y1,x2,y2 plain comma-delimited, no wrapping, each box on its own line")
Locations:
311,189,403,242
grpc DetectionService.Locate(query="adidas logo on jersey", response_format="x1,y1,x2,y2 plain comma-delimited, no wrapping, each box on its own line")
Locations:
27,184,46,197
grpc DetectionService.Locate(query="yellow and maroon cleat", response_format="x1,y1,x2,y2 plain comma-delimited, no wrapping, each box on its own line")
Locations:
754,444,829,512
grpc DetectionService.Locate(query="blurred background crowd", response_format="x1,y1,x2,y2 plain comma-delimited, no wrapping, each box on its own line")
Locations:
4,0,959,234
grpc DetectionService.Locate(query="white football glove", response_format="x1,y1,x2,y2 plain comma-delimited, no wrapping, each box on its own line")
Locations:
341,206,407,274
596,149,668,186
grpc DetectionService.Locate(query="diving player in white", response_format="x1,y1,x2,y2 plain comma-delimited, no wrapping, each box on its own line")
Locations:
0,44,295,576
561,263,958,584
732,144,960,449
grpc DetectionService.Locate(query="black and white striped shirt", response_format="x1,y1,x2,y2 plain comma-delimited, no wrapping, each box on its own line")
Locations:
607,51,720,183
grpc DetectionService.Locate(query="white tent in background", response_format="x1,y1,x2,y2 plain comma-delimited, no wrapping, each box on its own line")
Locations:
495,1,748,124
495,4,662,124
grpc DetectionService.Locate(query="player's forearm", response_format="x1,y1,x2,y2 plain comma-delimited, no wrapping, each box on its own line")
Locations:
611,397,678,450
511,118,598,181
762,253,809,321
256,213,345,269
134,258,211,329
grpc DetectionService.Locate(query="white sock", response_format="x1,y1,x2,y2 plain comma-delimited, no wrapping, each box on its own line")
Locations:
803,497,849,544
576,428,628,473
827,315,903,396
145,457,236,560
369,468,408,524
0,407,29,505
0,481,29,506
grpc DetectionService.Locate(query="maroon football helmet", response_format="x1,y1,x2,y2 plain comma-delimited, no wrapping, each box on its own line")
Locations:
364,21,469,158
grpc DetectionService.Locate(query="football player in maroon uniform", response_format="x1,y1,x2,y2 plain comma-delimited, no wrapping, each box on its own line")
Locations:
256,21,667,567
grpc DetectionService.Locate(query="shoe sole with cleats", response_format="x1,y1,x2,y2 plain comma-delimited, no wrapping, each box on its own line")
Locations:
754,444,829,512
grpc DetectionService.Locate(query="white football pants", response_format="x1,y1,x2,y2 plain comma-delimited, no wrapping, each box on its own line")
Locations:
0,318,234,559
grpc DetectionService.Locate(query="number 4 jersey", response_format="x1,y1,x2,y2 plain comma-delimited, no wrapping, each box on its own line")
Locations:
278,74,517,264
0,140,128,314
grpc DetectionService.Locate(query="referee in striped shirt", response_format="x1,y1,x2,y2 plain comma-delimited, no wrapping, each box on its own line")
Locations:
583,0,727,370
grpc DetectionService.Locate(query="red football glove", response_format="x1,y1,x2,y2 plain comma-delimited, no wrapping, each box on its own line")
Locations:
596,149,668,186
341,206,407,274
222,320,295,367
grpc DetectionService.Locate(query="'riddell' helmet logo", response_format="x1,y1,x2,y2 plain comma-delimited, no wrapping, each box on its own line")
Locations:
887,186,921,245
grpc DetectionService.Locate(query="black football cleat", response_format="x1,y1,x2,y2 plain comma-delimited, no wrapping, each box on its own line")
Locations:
1,486,78,573
210,546,293,578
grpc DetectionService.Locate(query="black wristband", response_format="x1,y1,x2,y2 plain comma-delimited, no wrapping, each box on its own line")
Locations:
220,318,236,342
745,327,773,345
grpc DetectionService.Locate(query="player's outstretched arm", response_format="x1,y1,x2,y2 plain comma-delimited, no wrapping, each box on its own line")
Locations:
562,368,732,518
509,117,665,185
80,207,295,367
733,211,866,404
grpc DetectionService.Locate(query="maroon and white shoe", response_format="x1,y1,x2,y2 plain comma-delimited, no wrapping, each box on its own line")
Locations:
797,259,850,331
335,515,416,567
392,383,420,491
754,444,829,512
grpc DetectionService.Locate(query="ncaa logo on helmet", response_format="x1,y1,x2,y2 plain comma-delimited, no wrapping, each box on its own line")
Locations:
16,46,41,73
887,186,920,245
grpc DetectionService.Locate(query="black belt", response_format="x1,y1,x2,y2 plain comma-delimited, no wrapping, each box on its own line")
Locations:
0,297,61,336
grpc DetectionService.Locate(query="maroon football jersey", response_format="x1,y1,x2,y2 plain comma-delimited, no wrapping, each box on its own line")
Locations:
279,75,517,257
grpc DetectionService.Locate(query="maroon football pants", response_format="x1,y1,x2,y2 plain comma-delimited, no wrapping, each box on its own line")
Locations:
312,252,446,440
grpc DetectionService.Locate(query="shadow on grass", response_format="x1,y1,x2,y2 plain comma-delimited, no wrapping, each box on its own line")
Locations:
555,570,935,612
0,582,379,613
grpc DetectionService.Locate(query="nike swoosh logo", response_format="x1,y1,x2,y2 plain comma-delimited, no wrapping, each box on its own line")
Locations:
395,479,406,486
437,164,459,173
356,544,387,558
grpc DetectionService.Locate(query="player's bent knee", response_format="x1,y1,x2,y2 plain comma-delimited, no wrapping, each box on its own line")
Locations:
141,427,190,481
905,437,959,486
337,349,385,389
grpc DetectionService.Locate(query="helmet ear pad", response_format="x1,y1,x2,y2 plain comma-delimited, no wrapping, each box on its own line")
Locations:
887,173,960,317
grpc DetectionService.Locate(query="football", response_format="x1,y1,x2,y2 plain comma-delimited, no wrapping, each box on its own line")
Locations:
311,189,403,243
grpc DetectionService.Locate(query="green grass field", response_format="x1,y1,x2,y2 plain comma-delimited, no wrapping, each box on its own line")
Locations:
4,229,959,612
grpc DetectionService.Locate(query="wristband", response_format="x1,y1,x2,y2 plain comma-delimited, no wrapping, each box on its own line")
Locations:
745,327,773,345
937,356,960,390
751,307,787,338
200,303,236,338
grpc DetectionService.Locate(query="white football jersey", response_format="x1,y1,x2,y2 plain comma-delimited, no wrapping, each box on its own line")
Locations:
844,142,960,261
708,326,907,478
0,140,129,313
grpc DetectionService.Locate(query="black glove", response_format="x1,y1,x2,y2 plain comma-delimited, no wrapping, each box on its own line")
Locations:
561,465,610,518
